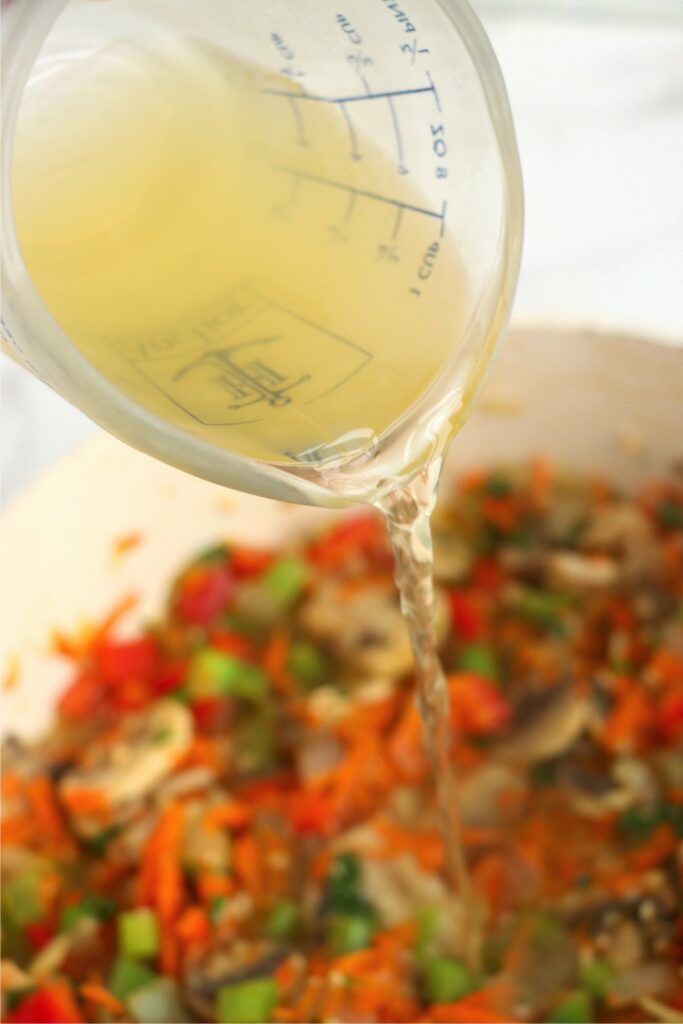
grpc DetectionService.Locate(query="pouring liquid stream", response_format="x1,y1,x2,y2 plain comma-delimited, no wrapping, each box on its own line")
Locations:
379,464,482,971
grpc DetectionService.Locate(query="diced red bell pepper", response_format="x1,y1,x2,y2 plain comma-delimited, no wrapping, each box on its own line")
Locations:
448,591,485,642
288,789,336,836
657,689,683,745
94,636,159,684
108,677,152,712
175,565,235,626
191,697,234,732
471,557,505,594
6,982,84,1023
307,514,389,570
24,920,54,952
448,673,512,736
58,672,104,721
153,660,188,697
230,547,275,579
209,629,253,660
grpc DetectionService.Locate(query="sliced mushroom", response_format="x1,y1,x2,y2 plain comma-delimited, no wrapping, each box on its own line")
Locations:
495,684,592,764
305,686,351,727
296,730,344,783
360,853,465,955
638,996,683,1023
1,959,32,992
300,584,413,677
184,939,287,1021
562,763,633,819
547,551,619,591
582,503,661,583
563,756,660,819
458,763,525,827
300,583,448,679
182,798,232,875
60,700,193,835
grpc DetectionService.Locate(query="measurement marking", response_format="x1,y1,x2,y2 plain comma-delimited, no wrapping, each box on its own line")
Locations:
392,206,404,240
386,95,408,174
360,74,372,96
426,71,441,113
439,200,448,238
263,84,436,106
344,192,358,223
288,96,309,145
273,165,446,223
339,102,361,160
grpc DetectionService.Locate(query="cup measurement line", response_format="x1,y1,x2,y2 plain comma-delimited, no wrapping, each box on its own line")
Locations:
386,94,408,173
262,83,437,106
272,164,447,227
287,95,309,146
339,102,362,160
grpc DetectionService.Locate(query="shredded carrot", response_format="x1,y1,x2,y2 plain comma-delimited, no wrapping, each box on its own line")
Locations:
138,801,186,929
202,801,252,831
481,495,521,533
25,775,74,853
79,983,125,1016
262,629,295,695
112,531,143,559
60,786,111,820
176,905,211,947
232,833,263,897
161,931,180,976
1,815,35,846
2,654,20,692
600,685,654,753
530,456,553,512
179,736,223,772
422,997,514,1023
459,469,487,493
373,818,444,872
630,824,677,872
2,771,23,800
197,870,235,904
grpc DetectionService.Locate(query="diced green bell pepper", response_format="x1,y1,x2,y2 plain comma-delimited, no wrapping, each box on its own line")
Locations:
118,908,160,959
516,588,569,633
61,893,115,931
262,558,309,607
617,802,683,840
413,907,440,966
287,641,329,687
327,913,375,956
234,713,277,774
187,649,268,702
580,958,614,999
1,865,47,926
109,957,158,1002
457,644,498,681
265,900,300,939
5,988,37,1012
546,991,594,1024
657,500,683,530
422,957,475,1004
127,977,187,1023
216,977,279,1024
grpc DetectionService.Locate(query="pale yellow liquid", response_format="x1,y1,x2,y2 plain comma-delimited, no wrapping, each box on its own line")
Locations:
13,37,473,470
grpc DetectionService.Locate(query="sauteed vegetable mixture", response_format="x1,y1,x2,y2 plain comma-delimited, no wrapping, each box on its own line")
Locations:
2,463,682,1023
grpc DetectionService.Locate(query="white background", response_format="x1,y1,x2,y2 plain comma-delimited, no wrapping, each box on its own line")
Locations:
2,4,682,503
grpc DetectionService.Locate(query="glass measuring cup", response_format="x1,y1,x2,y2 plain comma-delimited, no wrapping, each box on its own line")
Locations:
1,0,523,507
